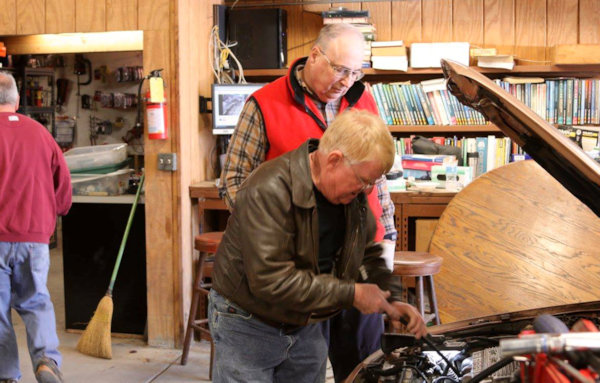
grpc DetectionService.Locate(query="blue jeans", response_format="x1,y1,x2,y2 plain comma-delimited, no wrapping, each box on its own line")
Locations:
321,309,384,382
0,242,61,381
208,289,328,383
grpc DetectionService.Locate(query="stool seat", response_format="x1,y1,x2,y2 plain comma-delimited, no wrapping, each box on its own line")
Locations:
392,251,443,326
393,251,442,276
182,231,223,379
194,231,224,253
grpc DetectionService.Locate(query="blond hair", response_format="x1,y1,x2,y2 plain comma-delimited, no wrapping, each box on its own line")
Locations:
319,109,394,173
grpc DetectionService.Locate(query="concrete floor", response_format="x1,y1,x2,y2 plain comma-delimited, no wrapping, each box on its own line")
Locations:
11,242,335,382
11,244,213,383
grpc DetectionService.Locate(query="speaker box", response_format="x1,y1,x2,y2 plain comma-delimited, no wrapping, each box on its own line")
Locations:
227,8,287,69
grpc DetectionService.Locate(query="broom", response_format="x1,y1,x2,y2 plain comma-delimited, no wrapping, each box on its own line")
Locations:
76,173,145,359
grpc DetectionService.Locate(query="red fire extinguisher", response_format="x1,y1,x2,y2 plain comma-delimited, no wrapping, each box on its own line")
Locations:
146,90,168,140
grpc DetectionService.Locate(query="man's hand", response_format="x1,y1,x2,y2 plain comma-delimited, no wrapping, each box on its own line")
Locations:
353,283,395,315
389,301,428,339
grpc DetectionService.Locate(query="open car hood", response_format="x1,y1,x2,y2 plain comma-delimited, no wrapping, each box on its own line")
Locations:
441,59,600,216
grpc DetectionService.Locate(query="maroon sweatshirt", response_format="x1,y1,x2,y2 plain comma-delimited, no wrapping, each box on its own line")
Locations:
0,112,72,243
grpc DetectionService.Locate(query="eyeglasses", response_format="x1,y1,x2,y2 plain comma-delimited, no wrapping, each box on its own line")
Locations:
318,48,365,81
347,160,376,192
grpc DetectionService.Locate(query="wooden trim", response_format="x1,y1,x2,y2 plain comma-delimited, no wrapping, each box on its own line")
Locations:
241,65,600,79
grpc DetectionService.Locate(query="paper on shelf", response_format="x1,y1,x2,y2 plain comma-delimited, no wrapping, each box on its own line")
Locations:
477,55,515,70
410,42,470,68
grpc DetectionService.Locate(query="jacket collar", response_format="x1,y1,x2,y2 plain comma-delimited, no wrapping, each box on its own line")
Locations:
289,139,318,209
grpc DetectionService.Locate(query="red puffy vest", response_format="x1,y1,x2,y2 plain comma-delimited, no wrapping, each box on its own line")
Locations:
252,58,385,241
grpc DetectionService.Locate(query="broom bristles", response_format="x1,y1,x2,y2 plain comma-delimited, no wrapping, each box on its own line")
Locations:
76,295,113,359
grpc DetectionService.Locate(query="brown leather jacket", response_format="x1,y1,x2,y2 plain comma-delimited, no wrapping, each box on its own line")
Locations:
212,139,401,326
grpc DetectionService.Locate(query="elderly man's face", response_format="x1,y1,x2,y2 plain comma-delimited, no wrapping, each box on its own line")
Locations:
320,153,381,205
309,34,365,103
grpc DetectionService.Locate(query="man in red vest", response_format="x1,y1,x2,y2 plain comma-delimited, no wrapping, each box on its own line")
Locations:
220,24,399,381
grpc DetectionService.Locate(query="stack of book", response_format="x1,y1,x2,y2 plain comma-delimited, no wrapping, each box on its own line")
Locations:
321,8,376,68
401,154,449,180
371,41,407,71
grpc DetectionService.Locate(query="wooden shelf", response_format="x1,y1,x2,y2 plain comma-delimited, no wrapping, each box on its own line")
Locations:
388,124,499,133
241,65,600,80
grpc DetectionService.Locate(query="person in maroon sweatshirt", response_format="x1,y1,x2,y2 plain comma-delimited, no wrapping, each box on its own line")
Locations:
0,71,71,383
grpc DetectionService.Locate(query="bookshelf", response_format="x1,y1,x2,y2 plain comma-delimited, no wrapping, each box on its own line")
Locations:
240,65,600,135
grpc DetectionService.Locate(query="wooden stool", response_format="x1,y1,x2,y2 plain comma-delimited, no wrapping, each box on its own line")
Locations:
181,231,224,379
393,251,443,325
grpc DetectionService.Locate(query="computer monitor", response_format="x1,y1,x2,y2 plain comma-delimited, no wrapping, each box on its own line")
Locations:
212,83,265,135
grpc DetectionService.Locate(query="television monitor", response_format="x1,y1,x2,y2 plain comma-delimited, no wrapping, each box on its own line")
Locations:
212,83,265,135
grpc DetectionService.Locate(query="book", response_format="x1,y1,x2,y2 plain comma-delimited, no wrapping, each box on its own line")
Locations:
402,159,441,171
470,48,497,57
371,45,406,56
486,135,496,172
475,137,488,176
503,76,545,84
323,16,370,24
321,9,369,18
477,55,514,70
401,154,449,162
371,56,408,71
371,40,404,47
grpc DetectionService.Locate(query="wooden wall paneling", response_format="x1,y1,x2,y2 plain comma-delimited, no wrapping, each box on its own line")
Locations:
107,0,138,31
514,0,546,64
281,4,305,64
483,0,515,55
421,0,452,42
144,28,177,347
391,0,422,46
301,4,327,57
337,1,360,10
75,0,106,32
16,0,44,35
46,0,75,34
139,0,170,31
175,0,191,347
177,0,217,346
453,0,483,46
363,1,392,41
0,0,16,35
546,0,578,62
579,0,600,44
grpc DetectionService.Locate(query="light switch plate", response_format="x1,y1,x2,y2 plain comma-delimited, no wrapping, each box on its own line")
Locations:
158,153,177,171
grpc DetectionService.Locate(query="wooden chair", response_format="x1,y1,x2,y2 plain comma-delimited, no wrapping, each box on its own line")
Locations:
181,231,224,379
393,251,443,325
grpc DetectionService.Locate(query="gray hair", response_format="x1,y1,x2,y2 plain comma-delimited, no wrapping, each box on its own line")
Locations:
315,23,366,53
0,71,18,106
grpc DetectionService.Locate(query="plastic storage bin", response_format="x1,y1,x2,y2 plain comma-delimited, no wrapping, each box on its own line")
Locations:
65,143,128,173
71,169,132,196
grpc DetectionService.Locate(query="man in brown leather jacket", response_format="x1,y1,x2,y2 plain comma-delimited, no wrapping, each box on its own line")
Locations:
209,110,427,383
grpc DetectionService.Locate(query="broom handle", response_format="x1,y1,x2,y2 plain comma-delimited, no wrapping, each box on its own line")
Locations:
106,173,145,295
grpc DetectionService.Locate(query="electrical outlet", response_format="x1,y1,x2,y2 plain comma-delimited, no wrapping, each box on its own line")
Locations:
158,153,177,171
